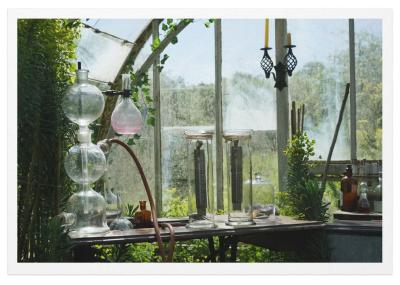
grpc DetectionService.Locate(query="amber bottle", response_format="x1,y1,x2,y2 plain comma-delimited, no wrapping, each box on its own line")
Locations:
134,200,152,226
340,165,358,212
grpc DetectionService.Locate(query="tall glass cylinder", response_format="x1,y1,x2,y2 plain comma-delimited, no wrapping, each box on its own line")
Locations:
224,130,254,226
184,130,215,229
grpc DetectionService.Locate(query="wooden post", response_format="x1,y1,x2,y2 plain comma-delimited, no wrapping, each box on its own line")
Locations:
349,19,357,160
152,19,162,216
275,19,289,192
214,19,224,210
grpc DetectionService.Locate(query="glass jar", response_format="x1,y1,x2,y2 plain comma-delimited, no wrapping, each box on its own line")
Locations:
224,130,254,226
184,130,215,229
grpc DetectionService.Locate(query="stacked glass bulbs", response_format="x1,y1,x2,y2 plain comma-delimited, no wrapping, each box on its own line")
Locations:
62,64,143,234
62,67,109,234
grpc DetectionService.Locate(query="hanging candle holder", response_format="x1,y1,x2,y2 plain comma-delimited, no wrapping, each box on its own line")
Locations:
184,130,216,229
260,47,273,79
224,130,254,226
260,33,298,90
62,63,109,235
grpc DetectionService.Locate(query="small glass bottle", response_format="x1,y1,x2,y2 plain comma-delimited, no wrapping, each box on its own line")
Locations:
357,187,370,213
134,201,152,227
340,165,358,212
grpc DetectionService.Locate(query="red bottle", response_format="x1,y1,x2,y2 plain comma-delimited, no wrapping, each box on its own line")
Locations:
341,165,358,212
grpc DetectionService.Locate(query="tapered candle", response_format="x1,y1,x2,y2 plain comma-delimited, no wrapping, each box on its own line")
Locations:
264,19,269,48
287,32,292,45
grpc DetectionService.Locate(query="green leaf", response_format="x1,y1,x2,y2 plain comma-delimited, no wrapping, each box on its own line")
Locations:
127,137,135,145
161,23,168,31
151,37,161,51
160,54,169,64
171,36,178,44
146,116,155,126
167,19,173,25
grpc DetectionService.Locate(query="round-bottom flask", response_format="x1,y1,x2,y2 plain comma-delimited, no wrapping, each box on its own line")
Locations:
68,186,109,235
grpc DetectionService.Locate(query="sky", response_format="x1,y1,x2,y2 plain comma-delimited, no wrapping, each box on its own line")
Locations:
82,18,382,85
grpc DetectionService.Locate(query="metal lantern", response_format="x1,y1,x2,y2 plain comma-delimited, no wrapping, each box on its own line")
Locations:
224,130,254,226
184,130,215,229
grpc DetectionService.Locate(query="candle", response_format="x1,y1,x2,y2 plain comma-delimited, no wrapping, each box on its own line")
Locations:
264,18,269,48
287,32,292,46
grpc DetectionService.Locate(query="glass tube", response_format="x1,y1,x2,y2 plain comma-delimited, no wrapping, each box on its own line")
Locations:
224,130,254,226
184,130,215,229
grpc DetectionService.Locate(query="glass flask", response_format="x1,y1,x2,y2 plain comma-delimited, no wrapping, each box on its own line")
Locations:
62,65,109,235
111,74,143,135
184,130,215,229
224,130,254,226
64,139,107,184
62,69,105,127
67,185,109,234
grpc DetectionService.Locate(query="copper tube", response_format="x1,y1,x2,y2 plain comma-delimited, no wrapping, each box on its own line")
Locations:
108,138,175,262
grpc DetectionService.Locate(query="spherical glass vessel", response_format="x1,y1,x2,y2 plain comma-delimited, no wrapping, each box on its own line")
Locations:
67,187,109,234
64,142,107,184
62,69,105,127
111,97,143,135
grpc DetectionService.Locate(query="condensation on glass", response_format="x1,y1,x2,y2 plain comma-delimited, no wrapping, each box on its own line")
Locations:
224,130,254,226
184,130,215,229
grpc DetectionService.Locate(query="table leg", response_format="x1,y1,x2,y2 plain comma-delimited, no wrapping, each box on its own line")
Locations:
207,237,217,262
218,236,226,262
230,236,238,262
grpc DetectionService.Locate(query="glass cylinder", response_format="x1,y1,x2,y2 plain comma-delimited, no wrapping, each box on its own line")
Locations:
184,130,215,229
224,130,254,226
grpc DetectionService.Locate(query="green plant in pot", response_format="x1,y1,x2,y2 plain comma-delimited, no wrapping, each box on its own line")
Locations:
276,132,330,262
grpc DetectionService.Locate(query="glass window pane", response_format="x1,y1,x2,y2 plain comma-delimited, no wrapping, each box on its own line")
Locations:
355,19,382,160
77,26,134,83
84,19,150,42
160,20,215,214
222,19,278,207
288,19,350,160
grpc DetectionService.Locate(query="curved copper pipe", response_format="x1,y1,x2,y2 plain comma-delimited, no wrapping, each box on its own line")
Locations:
108,138,175,262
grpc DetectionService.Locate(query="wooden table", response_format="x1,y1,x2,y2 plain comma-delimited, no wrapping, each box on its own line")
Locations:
68,216,324,262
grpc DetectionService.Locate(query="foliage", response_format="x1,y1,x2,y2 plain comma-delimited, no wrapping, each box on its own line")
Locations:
17,19,80,261
124,203,139,217
283,132,329,222
35,218,72,262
